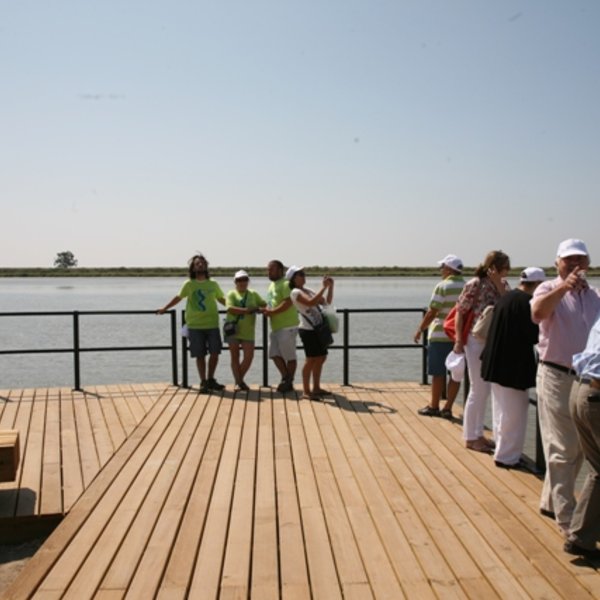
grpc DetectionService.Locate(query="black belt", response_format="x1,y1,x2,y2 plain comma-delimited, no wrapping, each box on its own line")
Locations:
539,360,576,376
577,376,600,389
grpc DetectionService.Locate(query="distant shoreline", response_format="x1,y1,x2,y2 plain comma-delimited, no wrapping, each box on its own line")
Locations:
0,266,586,278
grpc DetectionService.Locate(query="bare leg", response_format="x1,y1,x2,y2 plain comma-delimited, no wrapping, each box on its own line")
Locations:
196,357,207,382
311,356,327,393
207,353,219,380
229,344,242,384
239,342,255,381
443,379,461,411
430,375,445,409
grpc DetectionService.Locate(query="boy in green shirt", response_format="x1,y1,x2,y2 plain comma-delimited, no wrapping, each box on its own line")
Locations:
157,253,226,393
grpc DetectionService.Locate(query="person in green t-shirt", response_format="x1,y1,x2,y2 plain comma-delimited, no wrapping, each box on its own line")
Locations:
157,253,226,393
263,259,299,393
224,270,267,391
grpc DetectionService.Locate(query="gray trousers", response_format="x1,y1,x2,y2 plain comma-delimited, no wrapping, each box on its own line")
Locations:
568,381,600,549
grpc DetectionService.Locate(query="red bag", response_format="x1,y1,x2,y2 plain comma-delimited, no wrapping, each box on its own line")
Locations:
443,304,475,343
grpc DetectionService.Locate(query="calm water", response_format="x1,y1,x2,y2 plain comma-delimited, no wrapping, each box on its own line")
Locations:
0,276,439,389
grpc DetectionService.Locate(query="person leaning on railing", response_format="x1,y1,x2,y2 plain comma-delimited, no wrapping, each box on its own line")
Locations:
414,254,465,419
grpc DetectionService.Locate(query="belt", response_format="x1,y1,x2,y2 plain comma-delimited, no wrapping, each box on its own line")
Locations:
539,360,576,376
577,376,600,390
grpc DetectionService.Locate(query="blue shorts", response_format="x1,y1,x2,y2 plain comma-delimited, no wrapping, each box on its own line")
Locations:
427,341,453,376
188,328,222,358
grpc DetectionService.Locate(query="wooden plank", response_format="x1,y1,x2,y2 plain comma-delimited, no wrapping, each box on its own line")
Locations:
287,398,342,600
72,392,101,489
187,397,248,599
60,390,85,513
272,396,311,600
95,388,205,595
250,392,280,600
157,396,234,598
42,389,193,597
220,396,259,598
315,393,405,600
16,388,46,517
39,397,62,515
122,392,221,598
5,382,600,600
3,386,181,599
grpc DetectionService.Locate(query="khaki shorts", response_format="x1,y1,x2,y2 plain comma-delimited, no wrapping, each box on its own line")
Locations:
269,327,298,362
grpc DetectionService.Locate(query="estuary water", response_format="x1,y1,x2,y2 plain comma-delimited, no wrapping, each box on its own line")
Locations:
0,276,437,389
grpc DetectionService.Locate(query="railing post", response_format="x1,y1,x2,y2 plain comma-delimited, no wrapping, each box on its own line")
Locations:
169,310,178,386
262,314,269,387
421,311,428,386
73,311,81,391
343,309,350,386
181,311,189,388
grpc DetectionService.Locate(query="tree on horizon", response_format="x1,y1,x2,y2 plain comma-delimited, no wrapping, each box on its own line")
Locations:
54,251,78,269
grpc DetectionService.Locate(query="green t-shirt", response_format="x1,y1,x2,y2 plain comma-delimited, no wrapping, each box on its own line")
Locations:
225,289,266,341
178,279,225,329
267,278,299,331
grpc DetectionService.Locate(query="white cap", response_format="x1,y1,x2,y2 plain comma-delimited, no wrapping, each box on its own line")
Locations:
557,239,588,258
437,254,463,273
445,351,465,382
520,267,546,283
234,269,249,281
285,265,304,281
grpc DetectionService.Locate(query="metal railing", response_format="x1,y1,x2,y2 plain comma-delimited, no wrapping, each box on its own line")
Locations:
0,310,178,390
0,307,545,470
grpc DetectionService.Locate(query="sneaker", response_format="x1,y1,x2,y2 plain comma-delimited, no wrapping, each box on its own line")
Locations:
207,378,225,391
199,380,210,394
276,379,294,393
417,405,440,417
564,540,600,560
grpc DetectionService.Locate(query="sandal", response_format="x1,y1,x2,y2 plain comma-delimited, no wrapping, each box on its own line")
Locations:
302,392,321,401
440,408,453,419
313,388,332,396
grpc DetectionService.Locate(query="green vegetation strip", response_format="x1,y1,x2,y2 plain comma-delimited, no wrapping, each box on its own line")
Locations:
0,266,589,278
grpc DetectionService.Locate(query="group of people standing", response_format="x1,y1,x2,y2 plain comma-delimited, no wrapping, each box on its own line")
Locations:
157,255,335,400
415,239,600,560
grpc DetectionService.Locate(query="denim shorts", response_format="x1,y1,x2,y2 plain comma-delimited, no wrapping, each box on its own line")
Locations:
188,328,222,358
427,341,453,376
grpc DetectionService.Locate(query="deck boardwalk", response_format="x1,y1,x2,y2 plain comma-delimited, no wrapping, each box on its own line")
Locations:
2,381,600,599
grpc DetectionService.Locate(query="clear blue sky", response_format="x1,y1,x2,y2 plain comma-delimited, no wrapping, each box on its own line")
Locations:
2,1,599,268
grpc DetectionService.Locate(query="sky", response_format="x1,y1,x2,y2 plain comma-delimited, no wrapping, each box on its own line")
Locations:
2,1,599,269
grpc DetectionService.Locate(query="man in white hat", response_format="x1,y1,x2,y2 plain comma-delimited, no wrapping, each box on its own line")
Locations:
414,254,465,418
481,267,545,468
531,239,600,535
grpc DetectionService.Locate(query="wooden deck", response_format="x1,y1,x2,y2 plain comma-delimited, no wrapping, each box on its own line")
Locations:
2,381,600,599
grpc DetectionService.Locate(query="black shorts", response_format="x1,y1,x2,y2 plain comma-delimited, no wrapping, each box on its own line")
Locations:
299,328,328,358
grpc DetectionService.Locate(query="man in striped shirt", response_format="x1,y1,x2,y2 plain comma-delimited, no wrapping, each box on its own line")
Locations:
414,254,465,418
